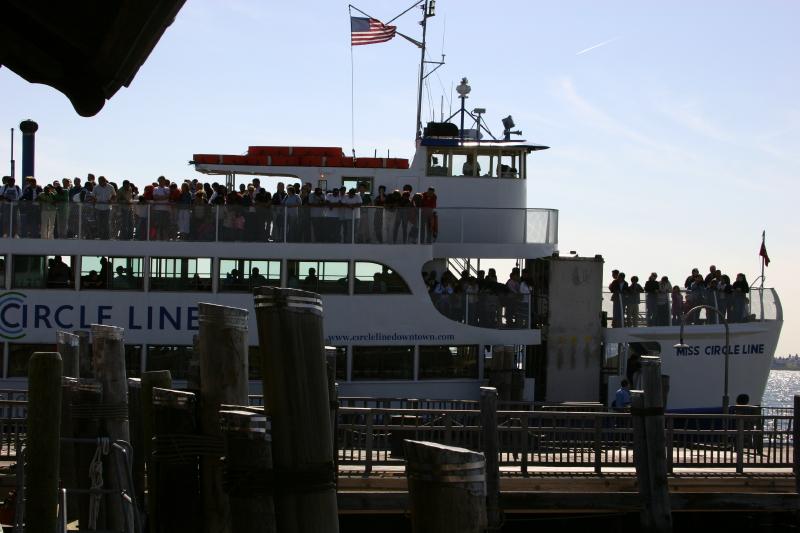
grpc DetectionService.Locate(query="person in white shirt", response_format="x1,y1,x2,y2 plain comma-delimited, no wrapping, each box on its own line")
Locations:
340,188,362,243
324,189,341,242
90,176,116,239
151,176,171,240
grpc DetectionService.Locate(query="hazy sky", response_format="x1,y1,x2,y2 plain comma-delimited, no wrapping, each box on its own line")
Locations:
1,1,798,355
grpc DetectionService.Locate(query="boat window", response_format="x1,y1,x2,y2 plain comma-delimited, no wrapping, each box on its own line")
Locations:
342,177,373,193
351,346,413,380
286,260,348,294
0,256,5,288
332,346,347,381
419,345,479,379
497,152,519,179
603,343,621,373
452,153,473,176
125,345,143,378
354,262,410,294
146,344,193,379
81,256,144,291
475,154,492,177
12,255,75,289
149,257,212,292
427,151,449,176
219,259,281,292
7,343,56,378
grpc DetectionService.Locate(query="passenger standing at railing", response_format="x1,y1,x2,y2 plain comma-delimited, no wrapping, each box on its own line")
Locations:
1,176,22,238
421,187,437,244
732,273,750,323
324,188,341,243
408,192,423,244
20,177,42,238
38,184,57,239
341,188,362,243
55,179,71,239
299,183,313,243
373,185,387,243
392,189,411,244
283,185,302,242
90,176,116,240
644,273,659,326
625,276,643,327
116,181,134,240
671,286,683,325
176,182,192,240
356,182,372,243
657,276,671,326
717,274,732,321
608,270,621,327
687,274,706,324
308,187,325,242
152,176,171,241
271,182,287,242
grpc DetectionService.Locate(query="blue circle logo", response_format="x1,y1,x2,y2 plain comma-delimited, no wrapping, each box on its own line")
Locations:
0,292,26,340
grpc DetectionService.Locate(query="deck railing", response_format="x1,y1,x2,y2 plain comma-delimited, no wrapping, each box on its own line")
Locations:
336,407,795,475
0,202,558,245
602,288,780,327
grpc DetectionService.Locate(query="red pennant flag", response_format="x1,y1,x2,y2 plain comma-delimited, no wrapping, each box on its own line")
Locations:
760,240,770,266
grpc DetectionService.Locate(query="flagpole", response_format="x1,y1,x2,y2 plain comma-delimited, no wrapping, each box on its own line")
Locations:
415,1,429,141
760,230,765,321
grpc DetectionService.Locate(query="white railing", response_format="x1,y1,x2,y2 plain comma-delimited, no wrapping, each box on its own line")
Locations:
0,202,558,245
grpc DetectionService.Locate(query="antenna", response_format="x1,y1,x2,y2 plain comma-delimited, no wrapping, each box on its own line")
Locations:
9,128,14,178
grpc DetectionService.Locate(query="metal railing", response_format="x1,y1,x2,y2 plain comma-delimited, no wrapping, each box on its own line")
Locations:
0,202,558,245
430,292,532,329
336,407,795,475
602,288,780,327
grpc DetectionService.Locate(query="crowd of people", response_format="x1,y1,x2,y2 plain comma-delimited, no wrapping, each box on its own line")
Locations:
425,266,533,328
609,264,752,327
0,174,439,244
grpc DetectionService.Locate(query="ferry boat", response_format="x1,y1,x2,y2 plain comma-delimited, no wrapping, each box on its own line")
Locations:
0,13,782,414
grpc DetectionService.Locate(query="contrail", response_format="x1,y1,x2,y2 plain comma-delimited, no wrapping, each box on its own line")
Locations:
576,37,621,56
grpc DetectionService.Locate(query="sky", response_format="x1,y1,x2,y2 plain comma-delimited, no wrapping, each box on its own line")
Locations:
0,1,798,355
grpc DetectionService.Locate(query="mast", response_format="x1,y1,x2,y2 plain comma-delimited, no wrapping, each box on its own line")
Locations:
415,1,434,141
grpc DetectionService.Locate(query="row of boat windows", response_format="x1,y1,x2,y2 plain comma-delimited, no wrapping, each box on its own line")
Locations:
0,343,479,381
0,256,410,294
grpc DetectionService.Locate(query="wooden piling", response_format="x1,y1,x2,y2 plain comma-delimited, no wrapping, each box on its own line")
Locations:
59,377,79,522
404,440,487,533
91,324,130,532
631,390,652,531
141,370,172,527
57,330,80,378
75,330,92,378
71,379,103,529
26,352,63,533
480,386,501,529
128,378,145,508
253,287,338,533
633,356,673,533
198,303,250,533
220,409,277,533
151,387,204,533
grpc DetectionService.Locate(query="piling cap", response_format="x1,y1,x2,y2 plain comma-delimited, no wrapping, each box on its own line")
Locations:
152,387,195,408
220,409,271,439
57,330,80,347
91,324,124,340
253,287,323,315
198,302,249,329
19,119,38,134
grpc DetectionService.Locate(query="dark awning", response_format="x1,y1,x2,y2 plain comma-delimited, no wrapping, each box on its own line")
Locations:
0,1,186,117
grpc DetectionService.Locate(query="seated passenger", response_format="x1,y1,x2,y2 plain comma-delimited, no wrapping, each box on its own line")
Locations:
250,267,268,288
303,268,319,291
47,256,73,288
371,272,387,293
83,270,103,289
429,156,447,176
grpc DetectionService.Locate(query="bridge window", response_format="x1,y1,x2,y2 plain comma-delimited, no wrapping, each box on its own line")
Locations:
150,257,212,292
287,260,348,294
427,151,449,176
342,177,373,193
219,259,281,292
12,255,74,289
497,152,519,178
81,256,143,290
351,346,413,380
354,262,409,294
146,344,193,380
419,345,479,379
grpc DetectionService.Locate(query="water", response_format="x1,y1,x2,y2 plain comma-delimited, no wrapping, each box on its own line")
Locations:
762,369,800,407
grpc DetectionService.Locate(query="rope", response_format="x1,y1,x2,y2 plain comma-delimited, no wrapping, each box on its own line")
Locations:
151,434,225,464
71,402,129,420
88,437,110,530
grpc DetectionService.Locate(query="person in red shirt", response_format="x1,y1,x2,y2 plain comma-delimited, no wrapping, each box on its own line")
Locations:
421,187,437,243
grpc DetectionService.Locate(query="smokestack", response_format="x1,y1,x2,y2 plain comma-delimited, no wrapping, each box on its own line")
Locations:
19,119,38,179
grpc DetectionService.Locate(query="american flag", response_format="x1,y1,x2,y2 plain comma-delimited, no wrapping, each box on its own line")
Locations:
350,16,396,46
